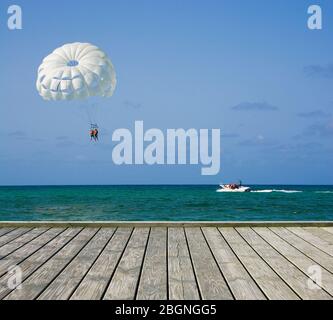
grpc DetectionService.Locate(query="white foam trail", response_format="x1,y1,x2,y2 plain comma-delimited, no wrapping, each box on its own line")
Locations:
251,189,302,193
315,191,333,194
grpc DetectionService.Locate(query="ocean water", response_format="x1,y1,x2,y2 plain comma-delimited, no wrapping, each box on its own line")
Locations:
0,185,332,221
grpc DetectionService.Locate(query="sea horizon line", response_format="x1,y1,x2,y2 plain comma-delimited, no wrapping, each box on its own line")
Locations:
0,183,333,187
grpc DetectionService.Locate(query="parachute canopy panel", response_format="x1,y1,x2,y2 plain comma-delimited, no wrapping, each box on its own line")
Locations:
36,42,117,101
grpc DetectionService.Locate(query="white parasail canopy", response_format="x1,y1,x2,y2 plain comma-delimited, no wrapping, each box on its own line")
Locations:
36,42,116,101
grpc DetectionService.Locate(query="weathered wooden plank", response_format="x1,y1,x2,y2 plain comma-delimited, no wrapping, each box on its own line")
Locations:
0,228,32,248
167,227,200,300
104,228,150,300
4,228,98,300
202,227,265,300
38,228,115,300
185,228,233,300
0,228,15,238
0,228,64,277
287,227,333,257
255,227,333,297
219,227,299,300
304,227,333,245
270,227,333,274
137,228,167,300
237,227,331,300
322,227,333,235
0,228,49,259
0,228,81,299
71,228,133,300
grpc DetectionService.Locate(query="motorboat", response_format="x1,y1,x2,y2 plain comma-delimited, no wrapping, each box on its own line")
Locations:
217,182,251,192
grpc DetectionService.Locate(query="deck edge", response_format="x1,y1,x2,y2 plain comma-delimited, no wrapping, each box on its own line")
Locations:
0,221,332,227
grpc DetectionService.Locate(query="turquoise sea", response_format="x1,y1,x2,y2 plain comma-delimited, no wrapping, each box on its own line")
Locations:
0,185,332,221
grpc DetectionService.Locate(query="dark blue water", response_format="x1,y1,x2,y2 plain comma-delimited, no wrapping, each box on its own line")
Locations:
0,185,332,221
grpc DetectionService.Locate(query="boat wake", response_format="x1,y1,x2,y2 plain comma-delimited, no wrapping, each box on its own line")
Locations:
315,191,333,194
251,189,302,193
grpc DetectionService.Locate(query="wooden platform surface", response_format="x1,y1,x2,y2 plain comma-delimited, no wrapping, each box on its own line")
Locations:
0,224,333,300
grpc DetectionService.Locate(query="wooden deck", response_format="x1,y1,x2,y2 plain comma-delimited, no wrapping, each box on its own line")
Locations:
0,223,333,300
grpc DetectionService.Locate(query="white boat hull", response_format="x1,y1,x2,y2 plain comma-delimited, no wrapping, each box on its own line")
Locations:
217,186,251,193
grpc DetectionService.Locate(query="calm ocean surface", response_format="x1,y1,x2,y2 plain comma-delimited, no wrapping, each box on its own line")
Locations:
0,185,332,221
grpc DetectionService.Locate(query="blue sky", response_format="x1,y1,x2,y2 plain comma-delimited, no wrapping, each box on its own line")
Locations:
0,0,333,185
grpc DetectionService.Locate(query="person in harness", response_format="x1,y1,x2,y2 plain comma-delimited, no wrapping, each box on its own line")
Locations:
94,128,99,141
90,129,95,141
